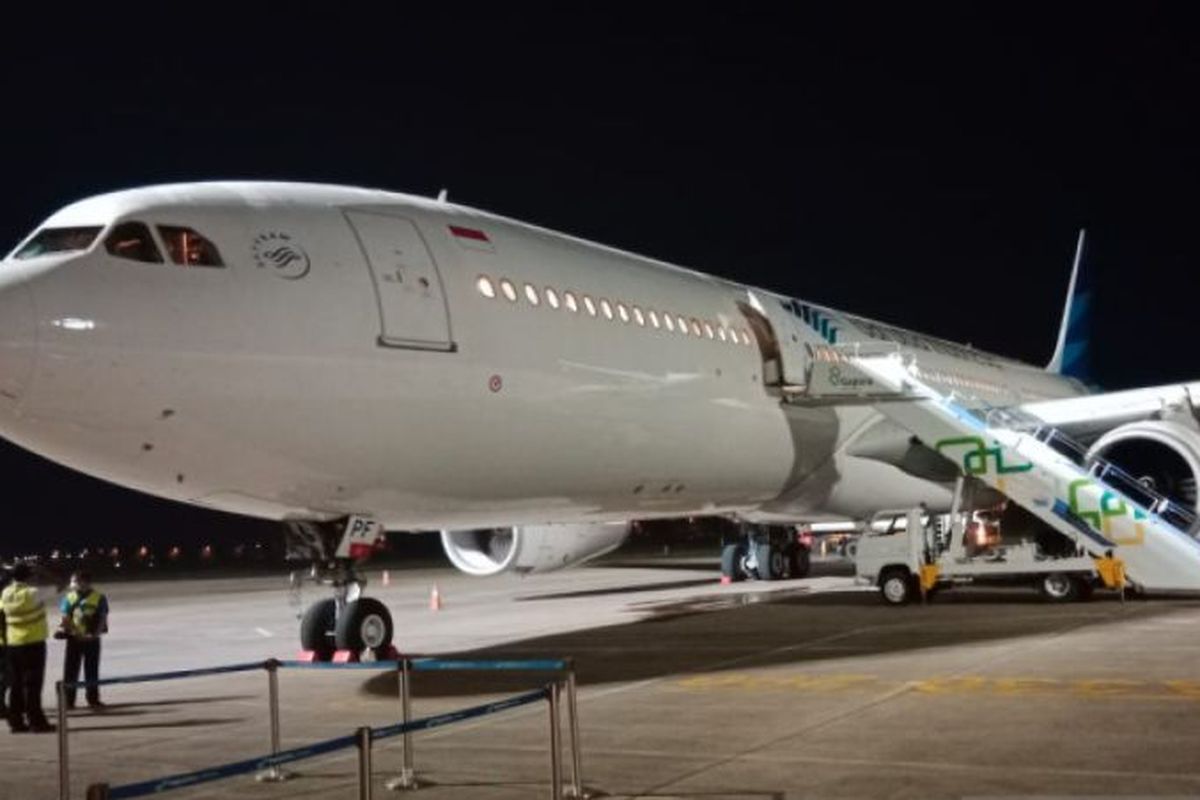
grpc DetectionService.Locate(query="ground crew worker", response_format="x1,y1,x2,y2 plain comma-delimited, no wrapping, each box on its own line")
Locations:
0,565,10,720
60,570,108,709
1,562,53,733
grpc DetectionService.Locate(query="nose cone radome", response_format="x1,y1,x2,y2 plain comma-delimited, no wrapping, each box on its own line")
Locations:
0,280,36,408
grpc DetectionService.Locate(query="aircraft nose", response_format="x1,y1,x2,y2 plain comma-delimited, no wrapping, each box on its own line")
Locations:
0,279,36,408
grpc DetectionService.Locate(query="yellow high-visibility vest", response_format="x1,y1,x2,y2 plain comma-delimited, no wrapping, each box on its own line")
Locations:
1,582,49,645
1094,555,1127,590
63,589,107,637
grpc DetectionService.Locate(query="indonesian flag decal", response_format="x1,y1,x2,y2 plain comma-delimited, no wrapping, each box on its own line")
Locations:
448,224,495,253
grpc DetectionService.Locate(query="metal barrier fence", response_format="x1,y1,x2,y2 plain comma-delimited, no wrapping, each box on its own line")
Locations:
58,656,585,800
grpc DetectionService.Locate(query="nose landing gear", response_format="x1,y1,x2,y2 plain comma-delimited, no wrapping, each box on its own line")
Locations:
286,517,396,661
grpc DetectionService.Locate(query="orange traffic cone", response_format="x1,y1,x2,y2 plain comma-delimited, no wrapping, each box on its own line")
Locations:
382,569,391,587
429,583,442,611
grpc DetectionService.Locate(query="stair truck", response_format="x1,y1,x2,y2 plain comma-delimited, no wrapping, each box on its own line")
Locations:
855,505,1128,604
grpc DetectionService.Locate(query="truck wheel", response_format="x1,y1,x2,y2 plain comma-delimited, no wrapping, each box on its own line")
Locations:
720,543,746,582
880,568,913,605
1039,573,1080,602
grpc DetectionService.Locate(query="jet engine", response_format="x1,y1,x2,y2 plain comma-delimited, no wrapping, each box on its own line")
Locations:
1086,420,1200,515
440,522,631,576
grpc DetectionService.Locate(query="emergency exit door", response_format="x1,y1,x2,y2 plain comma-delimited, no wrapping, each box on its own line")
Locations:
345,210,455,351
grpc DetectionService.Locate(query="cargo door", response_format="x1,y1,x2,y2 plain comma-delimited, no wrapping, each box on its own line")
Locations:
345,210,455,351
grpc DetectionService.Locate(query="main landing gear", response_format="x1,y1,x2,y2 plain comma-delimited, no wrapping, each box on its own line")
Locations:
286,517,396,661
720,523,811,582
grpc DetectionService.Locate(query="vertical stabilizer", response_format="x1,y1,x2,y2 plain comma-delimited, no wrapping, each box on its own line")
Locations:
1047,229,1092,383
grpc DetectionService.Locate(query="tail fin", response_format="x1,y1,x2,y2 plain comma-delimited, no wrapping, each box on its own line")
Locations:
1047,229,1093,384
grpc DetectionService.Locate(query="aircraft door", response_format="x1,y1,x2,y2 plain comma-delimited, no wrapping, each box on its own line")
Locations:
345,210,455,351
740,290,809,387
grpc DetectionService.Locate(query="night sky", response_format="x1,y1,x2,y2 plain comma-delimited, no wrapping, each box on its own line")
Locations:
1,7,1197,554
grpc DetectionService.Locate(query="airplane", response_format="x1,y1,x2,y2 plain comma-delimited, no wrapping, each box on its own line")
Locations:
2,182,1199,659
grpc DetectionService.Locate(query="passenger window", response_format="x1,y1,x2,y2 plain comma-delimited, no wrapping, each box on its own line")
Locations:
564,291,579,312
157,225,224,267
524,283,540,306
105,222,163,263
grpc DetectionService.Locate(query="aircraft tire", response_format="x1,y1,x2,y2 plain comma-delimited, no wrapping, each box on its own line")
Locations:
335,597,395,657
790,545,811,578
755,543,778,581
720,543,746,581
300,598,337,660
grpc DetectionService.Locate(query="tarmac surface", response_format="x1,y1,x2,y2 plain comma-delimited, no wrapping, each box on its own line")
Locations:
5,553,1200,799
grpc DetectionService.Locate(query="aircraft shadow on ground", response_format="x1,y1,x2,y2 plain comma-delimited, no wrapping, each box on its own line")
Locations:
518,561,854,601
364,587,1198,699
596,559,854,579
517,577,717,600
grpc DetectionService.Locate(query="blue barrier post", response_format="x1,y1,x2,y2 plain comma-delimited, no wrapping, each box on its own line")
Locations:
357,726,374,800
256,659,290,783
549,682,563,800
384,658,420,791
57,679,70,800
565,661,584,799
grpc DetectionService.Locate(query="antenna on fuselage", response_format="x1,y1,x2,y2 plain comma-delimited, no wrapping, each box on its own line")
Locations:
436,188,449,203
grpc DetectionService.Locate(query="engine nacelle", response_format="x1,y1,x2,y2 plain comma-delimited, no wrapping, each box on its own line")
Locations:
1087,420,1200,514
440,522,631,576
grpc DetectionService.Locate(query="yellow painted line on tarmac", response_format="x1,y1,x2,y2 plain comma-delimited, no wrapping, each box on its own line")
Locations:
676,672,1200,701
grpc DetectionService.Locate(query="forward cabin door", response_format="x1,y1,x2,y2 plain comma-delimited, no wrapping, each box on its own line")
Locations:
740,290,810,388
345,210,455,351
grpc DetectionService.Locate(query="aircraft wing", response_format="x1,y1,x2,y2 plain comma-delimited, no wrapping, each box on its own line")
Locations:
1019,381,1200,443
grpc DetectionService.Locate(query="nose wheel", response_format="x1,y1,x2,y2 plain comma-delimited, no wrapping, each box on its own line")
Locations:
335,597,394,656
299,598,338,660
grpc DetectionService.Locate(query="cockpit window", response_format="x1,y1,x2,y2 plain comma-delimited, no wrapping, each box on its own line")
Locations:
13,226,103,260
104,222,163,263
158,226,224,267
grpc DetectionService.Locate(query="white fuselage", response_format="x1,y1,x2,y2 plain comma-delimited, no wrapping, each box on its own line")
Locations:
0,183,1083,530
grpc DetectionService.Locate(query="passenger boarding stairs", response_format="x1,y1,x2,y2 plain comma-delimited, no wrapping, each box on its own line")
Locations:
807,343,1200,592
